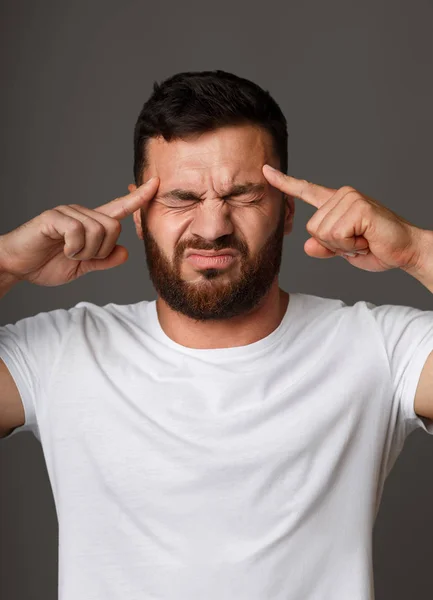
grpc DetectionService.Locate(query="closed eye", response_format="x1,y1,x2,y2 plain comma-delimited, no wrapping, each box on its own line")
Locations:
159,197,198,208
159,183,266,207
160,196,261,208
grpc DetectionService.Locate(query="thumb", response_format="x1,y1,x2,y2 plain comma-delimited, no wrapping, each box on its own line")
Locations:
79,245,129,275
304,237,336,259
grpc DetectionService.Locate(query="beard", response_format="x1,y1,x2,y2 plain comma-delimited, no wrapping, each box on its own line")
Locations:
141,204,285,322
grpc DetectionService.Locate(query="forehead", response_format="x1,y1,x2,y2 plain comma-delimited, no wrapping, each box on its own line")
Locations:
145,124,275,191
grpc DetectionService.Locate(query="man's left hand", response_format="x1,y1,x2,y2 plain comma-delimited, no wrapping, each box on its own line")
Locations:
262,164,428,274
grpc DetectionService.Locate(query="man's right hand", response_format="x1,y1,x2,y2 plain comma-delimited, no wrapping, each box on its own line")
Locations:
0,177,160,287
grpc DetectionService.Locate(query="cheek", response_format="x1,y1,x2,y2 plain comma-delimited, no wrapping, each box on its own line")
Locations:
145,209,188,256
237,212,275,248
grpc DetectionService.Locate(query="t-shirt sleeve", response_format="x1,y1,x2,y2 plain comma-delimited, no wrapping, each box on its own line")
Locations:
0,306,77,441
364,300,433,437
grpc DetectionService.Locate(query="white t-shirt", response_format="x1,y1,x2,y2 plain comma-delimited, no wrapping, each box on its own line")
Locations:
1,291,433,600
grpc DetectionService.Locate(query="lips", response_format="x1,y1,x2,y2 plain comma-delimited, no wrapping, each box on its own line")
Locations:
185,249,237,258
185,251,237,269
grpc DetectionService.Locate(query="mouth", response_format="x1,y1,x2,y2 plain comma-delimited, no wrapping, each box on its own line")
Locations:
185,250,238,269
185,249,237,257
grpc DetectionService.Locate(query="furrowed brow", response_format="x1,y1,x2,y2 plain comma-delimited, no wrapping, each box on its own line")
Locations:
160,189,205,201
221,183,266,198
161,183,266,201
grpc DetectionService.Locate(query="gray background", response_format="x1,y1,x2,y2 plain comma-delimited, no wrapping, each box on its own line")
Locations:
0,0,432,598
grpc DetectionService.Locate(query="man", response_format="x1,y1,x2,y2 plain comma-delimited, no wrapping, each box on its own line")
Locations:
1,69,433,600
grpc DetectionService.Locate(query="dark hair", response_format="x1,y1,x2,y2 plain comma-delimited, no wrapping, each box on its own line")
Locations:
133,70,288,186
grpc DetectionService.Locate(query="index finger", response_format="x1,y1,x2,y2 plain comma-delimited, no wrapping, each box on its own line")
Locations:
95,176,160,220
262,165,336,208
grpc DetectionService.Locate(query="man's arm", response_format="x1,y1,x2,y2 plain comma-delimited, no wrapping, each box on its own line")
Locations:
400,231,433,421
414,350,433,421
0,358,24,438
0,179,161,439
0,269,24,438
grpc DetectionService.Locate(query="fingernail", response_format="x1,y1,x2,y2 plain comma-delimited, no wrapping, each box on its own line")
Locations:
343,250,369,257
264,164,277,172
146,176,157,184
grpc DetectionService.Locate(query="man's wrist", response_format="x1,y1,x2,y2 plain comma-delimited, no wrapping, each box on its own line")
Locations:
0,236,21,298
401,229,433,293
0,269,20,299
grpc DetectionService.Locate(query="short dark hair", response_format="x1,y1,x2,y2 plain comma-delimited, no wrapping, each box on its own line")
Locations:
133,70,288,186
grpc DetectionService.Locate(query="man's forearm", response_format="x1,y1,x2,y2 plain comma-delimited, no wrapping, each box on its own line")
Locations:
0,235,20,299
0,270,19,300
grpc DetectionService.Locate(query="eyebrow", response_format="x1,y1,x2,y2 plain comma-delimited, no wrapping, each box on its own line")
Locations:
160,182,266,201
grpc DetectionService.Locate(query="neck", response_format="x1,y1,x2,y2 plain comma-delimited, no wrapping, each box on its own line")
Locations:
155,280,289,350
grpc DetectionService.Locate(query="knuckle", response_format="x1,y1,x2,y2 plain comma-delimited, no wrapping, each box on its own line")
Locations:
351,195,368,212
306,221,315,235
343,185,361,200
69,219,84,233
40,209,55,220
90,221,105,235
332,229,345,240
361,201,374,218
109,219,122,235
340,185,356,194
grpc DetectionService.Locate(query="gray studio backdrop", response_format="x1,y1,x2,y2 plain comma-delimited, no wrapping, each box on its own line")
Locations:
1,0,432,598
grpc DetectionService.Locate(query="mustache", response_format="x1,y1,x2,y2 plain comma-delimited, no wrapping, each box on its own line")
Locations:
176,236,247,255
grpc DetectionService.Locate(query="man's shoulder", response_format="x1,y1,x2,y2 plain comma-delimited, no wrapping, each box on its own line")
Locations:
292,291,347,315
69,298,151,329
289,292,378,336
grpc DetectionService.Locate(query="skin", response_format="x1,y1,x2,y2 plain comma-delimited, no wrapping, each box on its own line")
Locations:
128,123,295,349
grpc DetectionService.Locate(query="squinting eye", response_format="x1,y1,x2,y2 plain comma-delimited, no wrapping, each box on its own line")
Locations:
161,199,197,208
228,196,259,204
160,196,260,208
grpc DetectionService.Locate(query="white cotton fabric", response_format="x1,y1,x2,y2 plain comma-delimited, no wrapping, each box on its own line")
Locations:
1,291,433,600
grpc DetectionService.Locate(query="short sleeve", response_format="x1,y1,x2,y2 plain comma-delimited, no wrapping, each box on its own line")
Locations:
364,301,433,436
0,306,78,441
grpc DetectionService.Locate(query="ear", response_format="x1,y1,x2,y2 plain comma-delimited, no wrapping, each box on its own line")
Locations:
283,193,295,235
128,183,144,240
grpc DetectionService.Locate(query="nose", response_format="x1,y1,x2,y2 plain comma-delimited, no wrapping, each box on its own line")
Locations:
189,200,234,241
